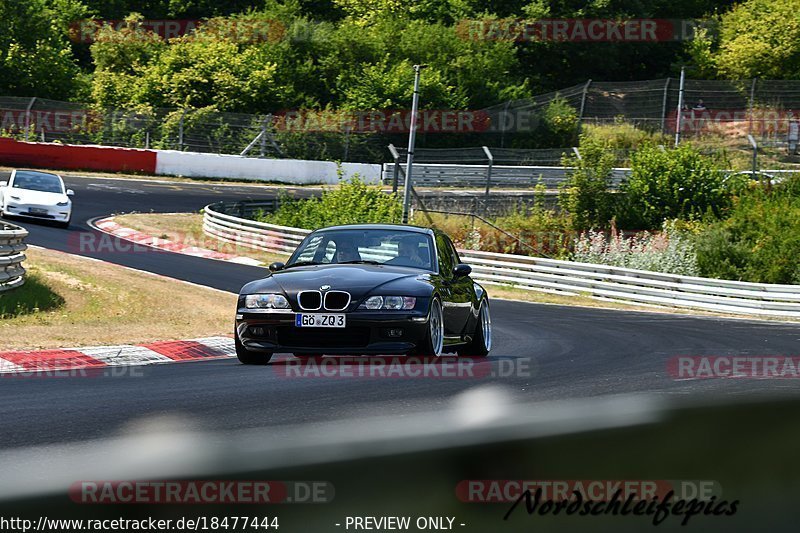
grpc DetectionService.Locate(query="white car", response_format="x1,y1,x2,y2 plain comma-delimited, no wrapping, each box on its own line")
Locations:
0,169,74,228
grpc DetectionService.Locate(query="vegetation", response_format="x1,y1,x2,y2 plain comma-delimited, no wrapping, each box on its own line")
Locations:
618,143,735,230
572,221,700,276
257,177,403,228
694,177,800,284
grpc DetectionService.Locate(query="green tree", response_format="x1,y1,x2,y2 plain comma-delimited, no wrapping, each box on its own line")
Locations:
0,0,88,99
707,0,800,79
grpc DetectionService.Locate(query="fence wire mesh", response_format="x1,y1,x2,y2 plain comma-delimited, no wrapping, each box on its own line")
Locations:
3,78,800,163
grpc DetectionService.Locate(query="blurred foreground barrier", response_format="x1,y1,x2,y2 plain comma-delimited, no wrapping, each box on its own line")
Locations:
0,221,27,293
204,204,800,317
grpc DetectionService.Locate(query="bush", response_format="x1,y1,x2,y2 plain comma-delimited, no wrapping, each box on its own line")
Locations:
618,143,732,230
694,179,800,284
540,95,579,147
572,220,700,276
257,176,402,229
560,133,617,231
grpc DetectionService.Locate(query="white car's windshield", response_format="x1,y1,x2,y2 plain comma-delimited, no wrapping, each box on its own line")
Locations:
288,229,435,271
11,171,63,194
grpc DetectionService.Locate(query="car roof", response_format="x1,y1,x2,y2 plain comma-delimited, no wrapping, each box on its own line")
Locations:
311,224,435,235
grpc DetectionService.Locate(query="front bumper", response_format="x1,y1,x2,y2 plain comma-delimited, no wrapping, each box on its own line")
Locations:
236,309,429,355
4,203,70,221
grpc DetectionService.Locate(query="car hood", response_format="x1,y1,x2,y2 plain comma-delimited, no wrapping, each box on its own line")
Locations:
241,264,433,302
5,189,67,205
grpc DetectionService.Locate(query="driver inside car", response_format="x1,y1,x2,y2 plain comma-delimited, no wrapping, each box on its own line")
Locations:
334,239,361,263
388,236,426,267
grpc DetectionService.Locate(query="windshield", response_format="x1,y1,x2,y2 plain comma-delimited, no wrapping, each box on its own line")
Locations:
287,228,435,271
11,171,64,194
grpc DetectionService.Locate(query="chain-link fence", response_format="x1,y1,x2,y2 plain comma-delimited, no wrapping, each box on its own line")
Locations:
3,78,800,164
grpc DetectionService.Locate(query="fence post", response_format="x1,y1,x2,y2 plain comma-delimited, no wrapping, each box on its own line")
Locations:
578,79,592,131
748,78,757,136
660,77,671,135
571,146,581,160
675,67,686,147
388,144,401,193
500,100,511,148
747,134,758,175
482,146,494,205
24,97,35,142
260,115,268,157
145,131,150,149
178,109,186,151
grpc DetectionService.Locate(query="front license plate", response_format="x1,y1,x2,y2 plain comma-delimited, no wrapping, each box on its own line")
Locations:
295,313,346,328
29,207,47,215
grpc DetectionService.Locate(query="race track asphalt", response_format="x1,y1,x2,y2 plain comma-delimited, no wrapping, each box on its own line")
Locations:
1,174,799,449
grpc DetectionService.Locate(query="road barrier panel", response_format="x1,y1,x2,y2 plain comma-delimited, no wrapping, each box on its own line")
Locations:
0,222,28,293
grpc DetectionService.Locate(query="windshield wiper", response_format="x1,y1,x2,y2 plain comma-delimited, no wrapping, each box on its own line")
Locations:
283,261,322,269
336,260,382,265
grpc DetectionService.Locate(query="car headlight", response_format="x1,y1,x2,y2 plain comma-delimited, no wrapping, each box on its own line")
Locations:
57,201,69,206
9,195,20,201
359,296,416,310
244,293,290,309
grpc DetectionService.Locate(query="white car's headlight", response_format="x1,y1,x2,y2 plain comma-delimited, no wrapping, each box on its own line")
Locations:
359,296,416,310
57,201,69,206
244,293,290,309
9,195,20,201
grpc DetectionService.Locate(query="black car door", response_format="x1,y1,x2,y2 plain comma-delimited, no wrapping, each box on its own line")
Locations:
436,234,474,339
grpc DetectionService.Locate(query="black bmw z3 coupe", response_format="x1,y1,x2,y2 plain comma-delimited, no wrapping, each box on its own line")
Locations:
234,224,492,363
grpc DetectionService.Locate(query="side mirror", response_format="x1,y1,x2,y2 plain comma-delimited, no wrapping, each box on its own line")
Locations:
268,262,285,272
66,189,75,196
453,263,472,278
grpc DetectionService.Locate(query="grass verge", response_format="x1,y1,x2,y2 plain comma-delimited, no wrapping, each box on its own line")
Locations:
112,212,288,265
0,247,236,350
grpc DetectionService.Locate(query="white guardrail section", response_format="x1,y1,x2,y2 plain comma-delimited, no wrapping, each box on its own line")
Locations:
0,222,28,293
203,204,800,317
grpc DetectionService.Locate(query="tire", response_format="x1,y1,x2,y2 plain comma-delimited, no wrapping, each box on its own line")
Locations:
458,300,491,357
235,335,273,365
415,297,444,357
57,219,70,229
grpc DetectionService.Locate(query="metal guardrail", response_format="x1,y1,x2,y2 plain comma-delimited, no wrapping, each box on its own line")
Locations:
0,222,28,293
202,205,800,317
381,163,631,189
381,163,800,191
